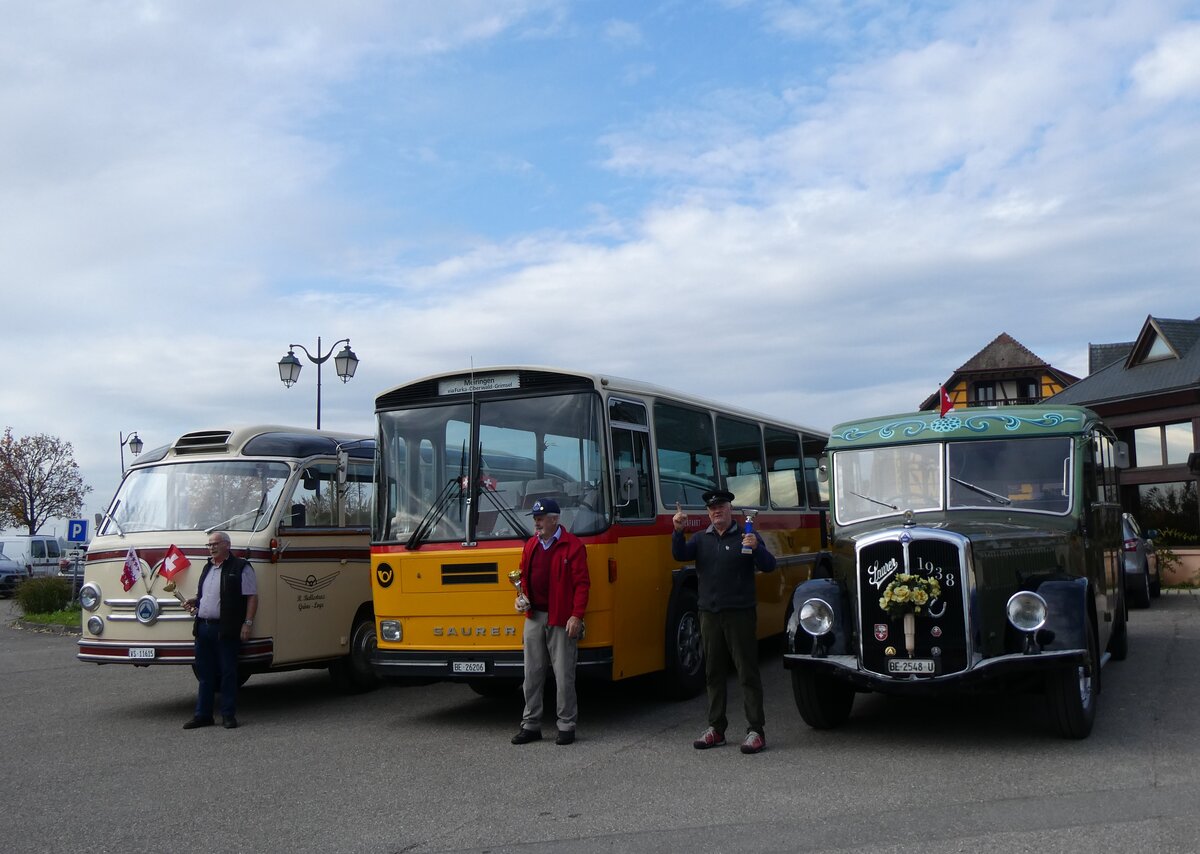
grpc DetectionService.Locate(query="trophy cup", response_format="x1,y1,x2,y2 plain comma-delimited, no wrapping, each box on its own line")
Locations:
162,580,186,603
741,509,759,555
508,569,529,611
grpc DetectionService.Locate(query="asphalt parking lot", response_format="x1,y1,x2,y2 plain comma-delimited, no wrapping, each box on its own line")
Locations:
2,593,1199,854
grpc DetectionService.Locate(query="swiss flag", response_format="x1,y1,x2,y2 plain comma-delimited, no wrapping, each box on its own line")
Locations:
160,544,191,581
120,547,140,592
939,385,954,418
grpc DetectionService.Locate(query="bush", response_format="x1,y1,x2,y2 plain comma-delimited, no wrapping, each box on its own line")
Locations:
16,577,72,615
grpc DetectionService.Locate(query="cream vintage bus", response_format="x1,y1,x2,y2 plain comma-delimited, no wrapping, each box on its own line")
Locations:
77,425,378,692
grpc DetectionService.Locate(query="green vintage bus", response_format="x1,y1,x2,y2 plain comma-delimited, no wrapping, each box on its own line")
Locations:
783,405,1127,739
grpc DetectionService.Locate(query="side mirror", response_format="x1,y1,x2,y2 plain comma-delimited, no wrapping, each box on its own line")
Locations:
1114,441,1131,470
615,467,637,509
336,450,349,486
816,462,829,484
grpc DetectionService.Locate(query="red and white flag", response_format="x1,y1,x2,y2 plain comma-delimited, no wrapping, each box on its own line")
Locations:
938,385,954,418
160,544,191,581
120,547,140,592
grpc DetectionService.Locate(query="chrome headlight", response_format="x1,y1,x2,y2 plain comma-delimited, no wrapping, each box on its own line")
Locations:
86,615,104,635
798,598,835,637
80,583,101,611
1006,591,1048,633
380,619,402,642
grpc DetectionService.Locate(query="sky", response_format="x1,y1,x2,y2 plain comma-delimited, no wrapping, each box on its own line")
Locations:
2,0,1199,535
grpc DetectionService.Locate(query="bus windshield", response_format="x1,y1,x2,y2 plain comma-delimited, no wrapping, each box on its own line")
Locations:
100,460,292,535
834,436,1074,524
376,391,608,544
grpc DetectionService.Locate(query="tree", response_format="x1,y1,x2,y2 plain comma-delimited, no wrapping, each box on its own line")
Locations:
0,427,92,535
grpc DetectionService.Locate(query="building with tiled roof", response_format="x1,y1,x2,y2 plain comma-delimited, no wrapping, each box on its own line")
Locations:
919,333,1080,412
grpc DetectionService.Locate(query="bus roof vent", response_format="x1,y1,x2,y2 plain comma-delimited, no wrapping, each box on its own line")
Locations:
174,430,233,454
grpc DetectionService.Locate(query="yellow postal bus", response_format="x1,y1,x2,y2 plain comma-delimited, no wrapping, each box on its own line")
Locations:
370,366,829,696
78,425,379,692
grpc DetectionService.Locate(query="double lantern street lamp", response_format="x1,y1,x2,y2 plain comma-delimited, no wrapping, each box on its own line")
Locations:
119,431,143,474
277,337,359,429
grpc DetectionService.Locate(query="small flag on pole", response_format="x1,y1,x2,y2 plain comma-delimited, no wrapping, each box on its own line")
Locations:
160,545,191,581
939,386,954,418
120,547,140,592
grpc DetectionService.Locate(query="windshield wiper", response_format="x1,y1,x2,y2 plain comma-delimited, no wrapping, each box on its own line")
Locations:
406,477,463,550
477,484,531,540
849,490,897,511
949,476,1012,506
206,492,270,534
99,499,127,537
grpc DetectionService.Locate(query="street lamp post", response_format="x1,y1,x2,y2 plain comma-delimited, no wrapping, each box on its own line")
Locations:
277,336,359,429
119,431,144,474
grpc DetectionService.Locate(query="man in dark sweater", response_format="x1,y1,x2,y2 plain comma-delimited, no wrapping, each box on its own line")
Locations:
672,489,776,754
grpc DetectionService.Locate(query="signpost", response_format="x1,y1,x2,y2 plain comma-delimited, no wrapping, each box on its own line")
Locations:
66,519,88,598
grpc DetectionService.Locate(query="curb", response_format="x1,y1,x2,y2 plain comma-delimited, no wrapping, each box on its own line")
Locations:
8,618,81,636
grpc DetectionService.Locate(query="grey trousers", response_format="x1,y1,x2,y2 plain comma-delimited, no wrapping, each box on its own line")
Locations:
520,610,579,732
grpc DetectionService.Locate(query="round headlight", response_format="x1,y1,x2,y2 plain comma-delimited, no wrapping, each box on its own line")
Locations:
1006,591,1048,633
380,619,402,642
87,615,104,635
798,598,835,637
80,583,101,612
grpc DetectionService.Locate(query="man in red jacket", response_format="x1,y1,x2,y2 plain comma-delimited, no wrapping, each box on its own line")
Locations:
511,498,590,746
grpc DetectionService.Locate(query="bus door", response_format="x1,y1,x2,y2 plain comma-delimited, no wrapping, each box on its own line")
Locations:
608,399,663,678
274,459,373,665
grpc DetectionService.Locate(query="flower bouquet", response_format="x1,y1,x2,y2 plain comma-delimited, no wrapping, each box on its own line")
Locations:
878,573,942,657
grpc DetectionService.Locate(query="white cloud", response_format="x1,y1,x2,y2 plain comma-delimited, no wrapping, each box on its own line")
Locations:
1132,22,1200,101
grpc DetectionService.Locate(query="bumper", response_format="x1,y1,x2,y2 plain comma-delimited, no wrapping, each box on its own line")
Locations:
371,646,613,680
783,648,1089,694
77,637,274,666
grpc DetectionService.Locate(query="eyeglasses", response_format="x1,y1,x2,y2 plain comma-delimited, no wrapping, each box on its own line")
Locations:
206,542,224,549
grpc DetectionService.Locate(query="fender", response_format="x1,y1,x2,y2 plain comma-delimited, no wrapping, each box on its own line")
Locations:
787,578,852,656
1035,577,1091,651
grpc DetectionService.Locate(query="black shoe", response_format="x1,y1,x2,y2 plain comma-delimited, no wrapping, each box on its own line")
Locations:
555,729,575,745
511,727,542,745
222,717,239,729
183,717,213,730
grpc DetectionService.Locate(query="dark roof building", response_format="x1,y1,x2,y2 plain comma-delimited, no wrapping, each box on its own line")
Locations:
1050,315,1200,554
920,333,1079,411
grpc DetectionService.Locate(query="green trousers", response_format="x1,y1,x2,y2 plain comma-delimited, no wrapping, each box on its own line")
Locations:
699,608,764,736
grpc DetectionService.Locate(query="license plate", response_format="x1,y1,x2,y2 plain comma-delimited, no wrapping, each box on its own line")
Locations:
128,647,156,660
451,661,485,674
888,658,935,674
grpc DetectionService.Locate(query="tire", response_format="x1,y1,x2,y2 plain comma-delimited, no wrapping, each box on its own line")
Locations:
329,613,381,694
1046,618,1099,739
1108,581,1128,662
791,669,854,729
662,587,705,699
1130,563,1151,609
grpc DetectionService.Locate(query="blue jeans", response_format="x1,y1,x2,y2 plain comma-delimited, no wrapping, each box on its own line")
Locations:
193,621,240,720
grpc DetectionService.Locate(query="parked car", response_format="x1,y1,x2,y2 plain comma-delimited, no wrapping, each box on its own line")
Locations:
0,534,65,577
0,552,25,597
1123,512,1160,608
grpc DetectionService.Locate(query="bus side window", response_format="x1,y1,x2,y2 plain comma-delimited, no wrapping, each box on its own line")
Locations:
288,464,337,527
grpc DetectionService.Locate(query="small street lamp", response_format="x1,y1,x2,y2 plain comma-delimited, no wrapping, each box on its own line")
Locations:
277,336,359,429
119,431,143,474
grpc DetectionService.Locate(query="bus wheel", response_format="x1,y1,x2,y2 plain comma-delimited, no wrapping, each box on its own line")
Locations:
330,614,380,694
663,587,704,699
791,670,854,729
1046,618,1099,739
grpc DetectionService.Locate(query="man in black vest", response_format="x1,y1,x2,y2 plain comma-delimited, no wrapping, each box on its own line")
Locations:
182,531,258,729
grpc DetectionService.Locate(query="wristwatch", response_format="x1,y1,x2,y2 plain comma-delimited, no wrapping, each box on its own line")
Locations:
243,620,253,626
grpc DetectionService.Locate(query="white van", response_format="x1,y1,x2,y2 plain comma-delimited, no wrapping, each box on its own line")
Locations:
0,535,64,577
